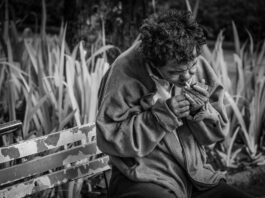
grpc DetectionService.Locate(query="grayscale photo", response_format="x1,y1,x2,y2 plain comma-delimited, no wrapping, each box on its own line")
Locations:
0,0,264,198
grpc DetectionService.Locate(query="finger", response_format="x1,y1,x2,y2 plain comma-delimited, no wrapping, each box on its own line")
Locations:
201,79,206,84
178,105,190,113
192,97,204,105
178,111,190,118
184,93,196,105
178,99,190,107
174,95,186,101
173,106,189,117
193,85,209,97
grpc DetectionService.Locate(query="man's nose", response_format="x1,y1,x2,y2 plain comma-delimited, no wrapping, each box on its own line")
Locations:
181,71,191,81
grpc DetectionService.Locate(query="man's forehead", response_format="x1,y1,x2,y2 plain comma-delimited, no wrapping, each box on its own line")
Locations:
166,58,197,70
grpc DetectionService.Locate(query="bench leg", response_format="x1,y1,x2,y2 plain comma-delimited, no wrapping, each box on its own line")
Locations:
103,171,110,198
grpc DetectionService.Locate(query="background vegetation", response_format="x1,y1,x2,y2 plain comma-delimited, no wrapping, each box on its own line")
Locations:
2,0,265,50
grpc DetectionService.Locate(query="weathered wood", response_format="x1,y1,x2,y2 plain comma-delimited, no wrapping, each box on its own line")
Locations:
0,120,22,136
0,122,110,198
0,141,102,186
0,156,109,198
0,123,95,163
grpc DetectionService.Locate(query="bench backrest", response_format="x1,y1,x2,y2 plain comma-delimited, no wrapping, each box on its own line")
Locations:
0,123,109,198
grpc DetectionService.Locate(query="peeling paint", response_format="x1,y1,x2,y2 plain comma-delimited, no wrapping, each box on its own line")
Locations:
80,123,95,134
62,143,98,165
0,124,96,164
0,123,110,198
65,166,79,179
36,140,49,153
0,147,19,162
63,151,87,166
0,156,110,198
55,130,86,148
71,126,79,134
32,176,52,193
0,181,34,198
44,133,60,147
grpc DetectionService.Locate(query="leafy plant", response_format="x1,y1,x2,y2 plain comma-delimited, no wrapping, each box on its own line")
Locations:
0,1,117,197
207,23,265,169
184,0,265,169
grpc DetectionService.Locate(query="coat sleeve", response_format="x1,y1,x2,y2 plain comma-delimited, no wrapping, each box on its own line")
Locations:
96,66,183,158
186,56,229,145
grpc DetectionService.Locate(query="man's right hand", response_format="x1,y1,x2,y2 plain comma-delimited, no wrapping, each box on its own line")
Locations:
166,95,190,118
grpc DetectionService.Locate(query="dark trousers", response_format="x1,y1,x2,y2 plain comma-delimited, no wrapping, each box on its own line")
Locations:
109,168,254,198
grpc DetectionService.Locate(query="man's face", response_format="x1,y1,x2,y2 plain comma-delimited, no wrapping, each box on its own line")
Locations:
157,58,198,87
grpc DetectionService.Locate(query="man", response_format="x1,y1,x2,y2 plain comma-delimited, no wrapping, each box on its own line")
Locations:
96,10,253,198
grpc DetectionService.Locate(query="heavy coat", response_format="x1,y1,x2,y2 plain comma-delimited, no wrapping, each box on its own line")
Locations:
96,41,229,197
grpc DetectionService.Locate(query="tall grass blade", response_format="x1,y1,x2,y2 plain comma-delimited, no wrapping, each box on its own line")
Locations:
79,42,89,122
185,0,192,12
0,66,6,94
233,54,244,103
86,45,116,65
58,25,67,124
152,0,156,13
232,21,240,56
59,109,76,131
202,45,212,65
41,0,47,36
42,77,57,110
248,77,265,151
226,126,240,167
193,0,200,19
257,40,265,65
245,29,254,68
7,80,16,120
65,55,81,126
24,41,38,74
3,0,9,40
225,91,255,154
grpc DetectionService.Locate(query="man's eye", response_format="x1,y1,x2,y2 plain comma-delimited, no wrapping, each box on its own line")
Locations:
189,67,196,74
168,71,182,75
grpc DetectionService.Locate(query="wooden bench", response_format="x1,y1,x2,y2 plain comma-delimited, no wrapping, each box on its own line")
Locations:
0,121,110,198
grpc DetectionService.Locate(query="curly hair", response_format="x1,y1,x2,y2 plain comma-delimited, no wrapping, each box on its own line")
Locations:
139,10,206,67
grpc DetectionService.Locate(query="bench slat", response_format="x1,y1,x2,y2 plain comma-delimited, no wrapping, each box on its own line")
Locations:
0,156,110,198
0,141,103,186
0,123,95,163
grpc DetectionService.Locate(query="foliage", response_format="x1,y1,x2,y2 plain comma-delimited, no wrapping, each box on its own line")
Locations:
0,0,115,138
203,23,265,170
184,0,265,170
0,1,117,198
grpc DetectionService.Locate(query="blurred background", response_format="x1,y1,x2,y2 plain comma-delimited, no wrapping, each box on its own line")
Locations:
0,0,265,197
2,0,265,49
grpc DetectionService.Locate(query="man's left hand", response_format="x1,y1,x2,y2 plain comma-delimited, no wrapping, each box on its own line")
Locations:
183,81,209,113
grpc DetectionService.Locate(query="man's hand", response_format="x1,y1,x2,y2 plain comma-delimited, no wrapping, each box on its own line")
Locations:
183,81,209,113
166,95,190,118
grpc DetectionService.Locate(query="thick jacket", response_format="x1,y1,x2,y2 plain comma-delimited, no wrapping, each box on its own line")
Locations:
96,41,229,198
